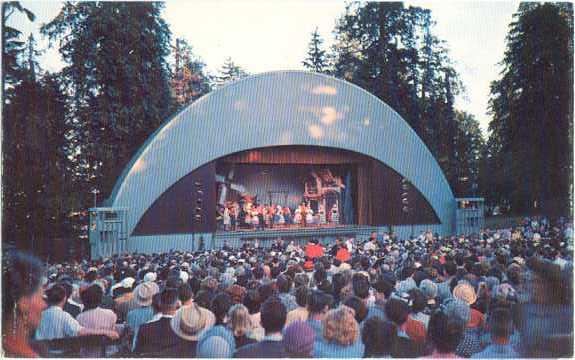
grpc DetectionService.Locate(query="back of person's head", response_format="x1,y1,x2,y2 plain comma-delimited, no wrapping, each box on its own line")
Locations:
276,274,292,294
80,283,103,310
444,261,457,276
307,290,333,315
194,289,213,309
60,281,74,300
343,296,367,323
159,288,180,313
373,276,394,298
408,288,426,314
317,279,333,295
323,305,359,346
253,266,264,280
295,286,309,308
45,284,67,306
428,310,464,354
243,289,261,314
352,273,370,300
151,292,162,313
362,318,397,357
178,283,194,304
260,297,286,334
314,267,327,284
211,292,233,324
227,304,253,337
385,298,410,326
489,307,513,340
294,273,309,288
258,283,277,304
283,320,315,357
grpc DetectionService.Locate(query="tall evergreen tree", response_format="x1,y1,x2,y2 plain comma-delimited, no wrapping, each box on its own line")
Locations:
171,38,212,108
303,27,329,73
41,2,175,201
487,3,573,215
215,57,249,87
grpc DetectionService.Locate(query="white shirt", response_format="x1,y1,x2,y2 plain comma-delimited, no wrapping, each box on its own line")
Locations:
35,306,82,340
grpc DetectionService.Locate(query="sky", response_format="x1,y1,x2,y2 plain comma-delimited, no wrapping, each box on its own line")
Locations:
10,1,520,136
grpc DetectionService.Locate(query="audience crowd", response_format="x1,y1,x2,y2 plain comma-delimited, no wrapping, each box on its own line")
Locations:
3,216,573,358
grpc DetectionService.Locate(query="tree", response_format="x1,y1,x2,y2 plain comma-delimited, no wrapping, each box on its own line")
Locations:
487,3,573,215
171,38,212,108
302,27,330,73
42,2,175,202
2,1,35,101
215,57,249,87
452,111,484,196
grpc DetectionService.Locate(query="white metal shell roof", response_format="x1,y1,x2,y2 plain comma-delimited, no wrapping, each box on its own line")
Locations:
109,70,455,235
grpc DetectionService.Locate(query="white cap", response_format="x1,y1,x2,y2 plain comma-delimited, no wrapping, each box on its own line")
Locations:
180,271,189,284
121,277,135,288
144,272,157,282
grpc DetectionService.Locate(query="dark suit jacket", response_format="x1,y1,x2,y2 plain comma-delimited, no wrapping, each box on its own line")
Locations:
64,302,81,318
133,317,192,357
234,340,288,358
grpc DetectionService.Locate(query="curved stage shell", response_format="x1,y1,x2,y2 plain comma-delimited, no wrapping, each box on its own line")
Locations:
101,71,455,255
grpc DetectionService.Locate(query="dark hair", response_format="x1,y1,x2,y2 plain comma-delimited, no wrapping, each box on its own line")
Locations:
243,289,261,314
408,288,426,314
2,251,45,320
45,284,67,306
428,310,464,354
276,274,292,294
178,284,194,303
260,297,287,334
253,266,264,280
85,270,98,283
444,261,457,277
385,298,410,326
343,296,368,323
373,276,394,298
489,308,513,339
159,288,180,312
80,284,103,310
258,283,277,304
362,318,397,357
307,290,333,315
317,279,333,295
151,292,162,313
314,267,327,284
352,273,370,300
194,289,213,309
295,286,309,307
211,292,233,325
60,281,73,299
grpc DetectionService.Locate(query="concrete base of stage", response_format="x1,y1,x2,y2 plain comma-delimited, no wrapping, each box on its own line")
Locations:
121,223,445,256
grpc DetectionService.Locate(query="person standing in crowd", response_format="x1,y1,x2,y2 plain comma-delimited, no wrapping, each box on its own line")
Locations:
227,304,257,348
385,298,426,357
234,297,288,358
126,281,160,350
282,320,315,358
365,276,393,322
3,251,48,357
313,305,364,358
427,310,464,358
361,317,396,358
77,283,119,334
286,285,309,325
276,274,298,312
306,290,333,341
168,303,216,357
133,288,180,356
472,308,519,358
35,284,119,341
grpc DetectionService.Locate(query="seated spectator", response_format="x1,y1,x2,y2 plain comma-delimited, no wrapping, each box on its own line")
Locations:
282,320,315,358
197,322,237,358
35,284,119,340
343,296,368,324
178,283,194,307
77,284,118,332
313,305,364,358
211,292,233,325
277,274,298,312
444,298,482,357
126,281,160,349
361,317,396,358
365,276,393,322
234,297,288,358
168,303,216,357
408,288,430,330
472,308,519,358
286,285,309,325
133,288,180,356
427,310,464,358
385,297,426,357
227,304,257,347
307,290,333,340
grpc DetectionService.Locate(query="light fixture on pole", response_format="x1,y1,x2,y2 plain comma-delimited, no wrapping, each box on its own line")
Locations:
91,189,100,208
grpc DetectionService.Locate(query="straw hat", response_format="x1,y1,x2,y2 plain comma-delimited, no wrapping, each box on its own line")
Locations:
170,304,215,341
453,283,477,305
133,281,159,307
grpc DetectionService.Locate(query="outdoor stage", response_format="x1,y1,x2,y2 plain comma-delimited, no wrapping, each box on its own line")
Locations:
90,71,457,258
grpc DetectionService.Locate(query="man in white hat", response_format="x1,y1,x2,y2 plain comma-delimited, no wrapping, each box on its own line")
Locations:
126,281,160,349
